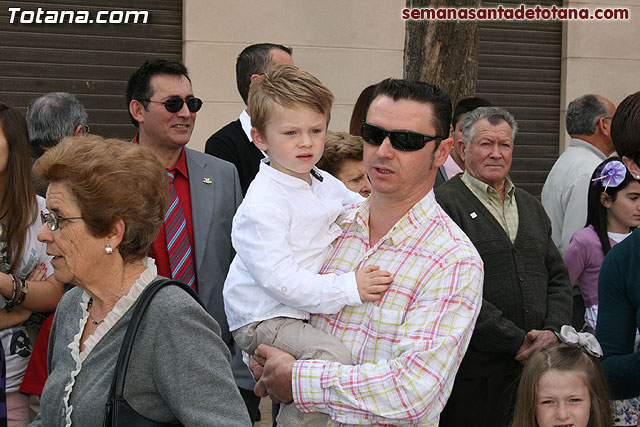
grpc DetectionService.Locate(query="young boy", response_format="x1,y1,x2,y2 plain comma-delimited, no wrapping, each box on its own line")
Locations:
223,64,392,427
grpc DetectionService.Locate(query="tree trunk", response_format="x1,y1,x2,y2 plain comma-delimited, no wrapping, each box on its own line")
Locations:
404,0,481,107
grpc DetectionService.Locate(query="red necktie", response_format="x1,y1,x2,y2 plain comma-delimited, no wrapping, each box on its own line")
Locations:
164,171,196,288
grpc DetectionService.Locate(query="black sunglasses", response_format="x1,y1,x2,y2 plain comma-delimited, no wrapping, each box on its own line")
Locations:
361,122,445,152
144,97,203,113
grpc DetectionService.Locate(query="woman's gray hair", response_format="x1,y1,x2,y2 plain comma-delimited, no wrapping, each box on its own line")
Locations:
566,94,608,135
460,106,518,147
26,92,87,149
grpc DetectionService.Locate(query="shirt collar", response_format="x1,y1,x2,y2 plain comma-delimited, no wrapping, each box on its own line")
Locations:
259,159,322,188
133,133,189,179
462,171,515,201
569,138,609,160
170,147,189,179
239,109,253,142
442,154,463,179
240,109,268,158
341,191,438,247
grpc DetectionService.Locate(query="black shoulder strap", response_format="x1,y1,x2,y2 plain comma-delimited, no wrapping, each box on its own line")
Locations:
108,278,205,400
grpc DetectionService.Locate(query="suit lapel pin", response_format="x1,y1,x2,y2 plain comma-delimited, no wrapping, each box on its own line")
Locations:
203,177,212,184
470,212,477,219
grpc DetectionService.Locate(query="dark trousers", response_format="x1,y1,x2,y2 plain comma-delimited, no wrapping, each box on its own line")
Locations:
439,373,520,427
572,289,587,331
239,387,261,424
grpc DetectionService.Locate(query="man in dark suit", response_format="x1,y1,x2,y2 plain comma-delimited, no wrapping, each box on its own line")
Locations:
126,60,256,420
205,43,293,195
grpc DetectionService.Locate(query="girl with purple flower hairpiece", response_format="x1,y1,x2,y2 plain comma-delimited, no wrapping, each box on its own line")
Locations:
591,160,627,191
563,156,640,426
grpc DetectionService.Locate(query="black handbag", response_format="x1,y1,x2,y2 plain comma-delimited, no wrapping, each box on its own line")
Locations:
103,278,206,427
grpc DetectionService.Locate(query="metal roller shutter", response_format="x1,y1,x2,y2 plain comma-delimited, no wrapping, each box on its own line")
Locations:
476,0,562,197
0,0,182,139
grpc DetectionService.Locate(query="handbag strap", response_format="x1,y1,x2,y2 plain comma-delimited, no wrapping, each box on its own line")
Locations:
107,278,206,400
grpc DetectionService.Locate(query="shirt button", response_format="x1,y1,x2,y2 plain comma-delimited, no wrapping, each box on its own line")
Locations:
281,286,288,293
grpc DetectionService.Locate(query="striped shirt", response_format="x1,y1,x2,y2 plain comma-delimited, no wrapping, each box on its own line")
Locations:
291,191,484,426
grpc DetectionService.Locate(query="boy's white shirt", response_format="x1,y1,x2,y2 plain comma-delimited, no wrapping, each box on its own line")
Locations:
223,160,363,331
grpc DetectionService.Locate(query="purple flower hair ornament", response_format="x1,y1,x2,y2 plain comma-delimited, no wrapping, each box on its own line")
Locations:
592,160,627,191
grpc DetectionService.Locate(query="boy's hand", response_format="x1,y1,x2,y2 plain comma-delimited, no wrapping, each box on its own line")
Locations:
27,263,48,282
355,265,392,302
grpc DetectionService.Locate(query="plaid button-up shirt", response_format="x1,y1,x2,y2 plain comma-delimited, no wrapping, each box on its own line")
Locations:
291,192,484,426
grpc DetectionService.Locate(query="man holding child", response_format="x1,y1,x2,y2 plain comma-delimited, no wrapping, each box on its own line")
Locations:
248,76,485,426
224,65,393,427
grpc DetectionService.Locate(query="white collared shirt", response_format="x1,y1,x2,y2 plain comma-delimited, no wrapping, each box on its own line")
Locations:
239,109,253,142
239,109,268,158
223,161,363,331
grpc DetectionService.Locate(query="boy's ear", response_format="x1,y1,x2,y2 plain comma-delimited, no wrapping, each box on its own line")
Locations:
252,127,268,152
249,73,261,84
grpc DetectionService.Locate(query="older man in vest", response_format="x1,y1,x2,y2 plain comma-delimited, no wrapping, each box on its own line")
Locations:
435,107,572,427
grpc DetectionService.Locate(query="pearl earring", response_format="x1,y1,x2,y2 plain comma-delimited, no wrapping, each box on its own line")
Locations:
105,243,114,255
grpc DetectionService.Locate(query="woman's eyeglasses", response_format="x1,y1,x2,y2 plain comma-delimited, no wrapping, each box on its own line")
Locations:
143,97,203,113
361,122,445,152
40,211,82,231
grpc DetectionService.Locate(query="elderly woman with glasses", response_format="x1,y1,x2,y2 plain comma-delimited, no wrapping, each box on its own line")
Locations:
31,135,250,427
316,131,371,198
0,103,64,426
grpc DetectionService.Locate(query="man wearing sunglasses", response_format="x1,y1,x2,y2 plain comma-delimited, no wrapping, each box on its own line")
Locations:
250,79,484,426
126,60,255,419
435,107,571,427
205,43,293,197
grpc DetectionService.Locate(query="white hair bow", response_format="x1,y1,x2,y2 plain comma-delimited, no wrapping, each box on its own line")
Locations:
555,325,603,357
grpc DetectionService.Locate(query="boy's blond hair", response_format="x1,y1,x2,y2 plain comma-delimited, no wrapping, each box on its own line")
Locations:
248,64,334,134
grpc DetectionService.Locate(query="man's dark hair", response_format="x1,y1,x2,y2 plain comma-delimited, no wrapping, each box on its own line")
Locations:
126,59,191,127
370,79,452,138
566,94,609,135
611,91,640,167
26,92,87,158
236,43,292,105
452,97,493,129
